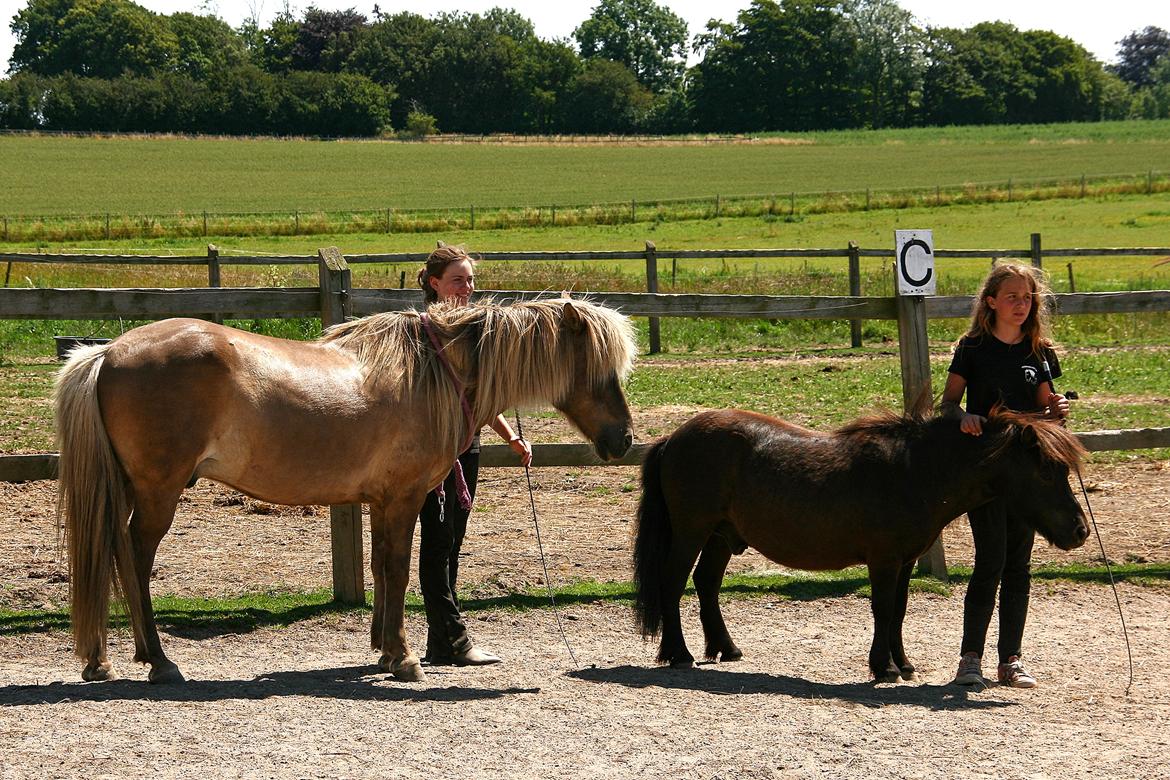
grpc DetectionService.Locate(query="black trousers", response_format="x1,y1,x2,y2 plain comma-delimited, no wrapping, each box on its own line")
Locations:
960,498,1035,664
418,446,479,659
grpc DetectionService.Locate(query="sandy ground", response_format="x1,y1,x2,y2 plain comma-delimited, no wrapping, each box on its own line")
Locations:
1,407,1168,779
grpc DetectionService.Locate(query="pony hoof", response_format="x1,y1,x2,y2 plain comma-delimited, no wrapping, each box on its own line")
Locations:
874,670,901,684
393,659,425,683
148,661,186,684
900,665,917,681
669,658,695,669
720,647,743,662
380,653,426,682
81,662,114,682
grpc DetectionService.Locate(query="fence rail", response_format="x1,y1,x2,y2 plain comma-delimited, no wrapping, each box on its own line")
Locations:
3,245,1168,594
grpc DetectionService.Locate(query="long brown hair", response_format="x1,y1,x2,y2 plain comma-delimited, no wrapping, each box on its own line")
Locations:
417,243,476,305
963,262,1056,356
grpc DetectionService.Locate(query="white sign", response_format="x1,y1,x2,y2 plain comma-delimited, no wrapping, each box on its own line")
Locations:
894,229,936,296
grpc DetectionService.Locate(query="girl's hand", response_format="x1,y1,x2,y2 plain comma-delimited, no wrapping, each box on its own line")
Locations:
1048,393,1070,420
960,412,986,436
509,436,532,467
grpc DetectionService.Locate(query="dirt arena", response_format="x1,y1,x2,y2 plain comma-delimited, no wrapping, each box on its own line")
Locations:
1,408,1167,779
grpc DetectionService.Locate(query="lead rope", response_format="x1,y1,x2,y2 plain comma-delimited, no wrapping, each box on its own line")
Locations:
1075,470,1133,696
514,410,581,670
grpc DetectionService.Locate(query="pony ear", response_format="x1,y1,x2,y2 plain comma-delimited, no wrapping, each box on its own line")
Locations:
1019,421,1039,448
562,300,584,332
436,240,446,248
561,290,572,299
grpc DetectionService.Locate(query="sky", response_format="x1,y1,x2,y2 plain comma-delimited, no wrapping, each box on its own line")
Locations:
1,0,1166,74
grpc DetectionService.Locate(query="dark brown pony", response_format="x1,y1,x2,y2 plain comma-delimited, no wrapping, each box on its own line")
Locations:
55,298,636,684
633,407,1089,682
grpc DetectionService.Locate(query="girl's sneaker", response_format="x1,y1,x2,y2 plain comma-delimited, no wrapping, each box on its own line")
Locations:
953,652,984,685
996,656,1037,688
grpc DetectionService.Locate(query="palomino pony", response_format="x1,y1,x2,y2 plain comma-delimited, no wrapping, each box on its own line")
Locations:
633,407,1089,682
55,298,636,683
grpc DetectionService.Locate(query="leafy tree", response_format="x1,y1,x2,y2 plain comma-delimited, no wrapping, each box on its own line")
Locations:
168,12,249,80
689,0,860,132
255,11,300,73
10,0,178,78
1113,26,1170,88
1022,30,1102,123
292,6,367,71
842,0,925,128
345,12,441,126
574,0,687,93
558,57,652,133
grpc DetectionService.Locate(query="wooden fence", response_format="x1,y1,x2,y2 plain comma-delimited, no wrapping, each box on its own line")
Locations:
2,244,1169,598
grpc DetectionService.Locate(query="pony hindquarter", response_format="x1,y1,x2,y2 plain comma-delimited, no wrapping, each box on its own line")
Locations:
632,408,1088,683
55,344,182,683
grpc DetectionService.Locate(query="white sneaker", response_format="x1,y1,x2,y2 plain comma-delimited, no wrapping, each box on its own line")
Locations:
997,656,1037,688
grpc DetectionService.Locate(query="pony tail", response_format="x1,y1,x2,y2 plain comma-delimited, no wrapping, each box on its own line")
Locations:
54,345,140,667
633,436,672,638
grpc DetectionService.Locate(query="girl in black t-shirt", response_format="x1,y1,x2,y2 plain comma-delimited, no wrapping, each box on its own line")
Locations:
939,263,1070,689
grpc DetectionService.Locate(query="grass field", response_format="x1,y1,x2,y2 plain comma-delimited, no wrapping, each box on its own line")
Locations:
3,120,1170,217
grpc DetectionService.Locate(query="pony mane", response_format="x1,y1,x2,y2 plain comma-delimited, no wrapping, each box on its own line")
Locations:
320,296,636,458
985,407,1086,472
833,406,931,439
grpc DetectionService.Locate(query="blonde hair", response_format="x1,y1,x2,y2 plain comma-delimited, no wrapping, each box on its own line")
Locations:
963,262,1056,356
417,243,477,305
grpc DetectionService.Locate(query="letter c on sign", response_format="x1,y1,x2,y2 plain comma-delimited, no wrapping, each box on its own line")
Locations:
899,239,933,288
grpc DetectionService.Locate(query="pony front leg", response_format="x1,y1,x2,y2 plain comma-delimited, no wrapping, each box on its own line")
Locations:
370,500,424,682
865,562,902,683
888,561,916,680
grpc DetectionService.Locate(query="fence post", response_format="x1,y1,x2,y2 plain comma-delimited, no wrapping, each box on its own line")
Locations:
848,242,862,348
895,263,946,580
645,240,661,355
470,204,475,230
1067,262,1076,293
202,210,208,237
318,246,365,605
207,244,222,325
1030,232,1042,269
105,213,110,240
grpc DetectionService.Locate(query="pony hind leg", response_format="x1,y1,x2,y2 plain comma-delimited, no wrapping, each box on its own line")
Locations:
125,486,186,683
656,536,706,668
369,519,386,652
693,535,741,663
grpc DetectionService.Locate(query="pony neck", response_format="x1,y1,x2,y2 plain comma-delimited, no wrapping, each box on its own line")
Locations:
920,418,1011,523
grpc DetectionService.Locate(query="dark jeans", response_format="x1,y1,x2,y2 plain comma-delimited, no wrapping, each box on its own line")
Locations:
418,447,479,659
961,498,1035,664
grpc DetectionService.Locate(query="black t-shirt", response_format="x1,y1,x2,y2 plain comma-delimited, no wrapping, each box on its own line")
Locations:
947,334,1061,417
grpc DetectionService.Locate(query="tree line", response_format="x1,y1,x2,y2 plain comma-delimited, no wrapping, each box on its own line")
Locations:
2,0,1169,137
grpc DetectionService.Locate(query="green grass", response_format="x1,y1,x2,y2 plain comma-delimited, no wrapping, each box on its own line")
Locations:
3,562,1165,636
3,120,1170,218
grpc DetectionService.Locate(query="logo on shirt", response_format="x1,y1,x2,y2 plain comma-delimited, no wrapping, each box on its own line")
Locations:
1023,365,1039,385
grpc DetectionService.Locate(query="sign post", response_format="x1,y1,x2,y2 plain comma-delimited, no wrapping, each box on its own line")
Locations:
893,230,947,580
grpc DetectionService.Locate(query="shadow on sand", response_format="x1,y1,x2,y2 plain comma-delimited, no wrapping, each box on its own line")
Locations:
568,663,1012,711
0,664,540,707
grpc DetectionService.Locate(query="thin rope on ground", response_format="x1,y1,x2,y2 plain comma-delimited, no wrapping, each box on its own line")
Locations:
514,410,581,670
1078,471,1134,697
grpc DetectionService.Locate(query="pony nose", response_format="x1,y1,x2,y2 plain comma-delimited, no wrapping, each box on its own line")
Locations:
622,430,633,453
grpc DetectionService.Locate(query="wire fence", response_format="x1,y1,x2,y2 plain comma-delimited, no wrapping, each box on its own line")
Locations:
1,170,1166,243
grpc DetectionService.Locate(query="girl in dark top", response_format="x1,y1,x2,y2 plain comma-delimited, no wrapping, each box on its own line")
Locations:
417,244,532,666
939,262,1070,688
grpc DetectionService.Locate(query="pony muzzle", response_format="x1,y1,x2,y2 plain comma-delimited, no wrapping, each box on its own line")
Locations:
593,425,634,461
